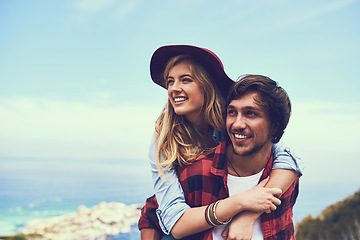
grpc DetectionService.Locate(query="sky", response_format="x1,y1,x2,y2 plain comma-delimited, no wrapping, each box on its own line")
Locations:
0,0,360,208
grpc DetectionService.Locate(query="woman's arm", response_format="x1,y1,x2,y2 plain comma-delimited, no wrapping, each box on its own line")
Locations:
222,169,298,239
266,169,298,192
171,178,282,239
272,141,304,176
148,137,190,235
223,146,300,240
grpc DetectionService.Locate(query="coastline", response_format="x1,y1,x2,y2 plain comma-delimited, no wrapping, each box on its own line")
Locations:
3,185,360,240
0,158,154,238
2,158,359,239
10,202,141,240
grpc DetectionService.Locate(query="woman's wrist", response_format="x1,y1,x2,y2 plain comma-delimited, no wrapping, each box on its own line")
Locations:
216,196,244,221
205,200,232,226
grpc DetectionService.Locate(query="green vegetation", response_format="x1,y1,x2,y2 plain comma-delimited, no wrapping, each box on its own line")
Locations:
0,234,43,240
296,189,360,240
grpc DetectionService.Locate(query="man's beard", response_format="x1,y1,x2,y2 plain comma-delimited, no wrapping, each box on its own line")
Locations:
231,141,267,156
231,133,272,157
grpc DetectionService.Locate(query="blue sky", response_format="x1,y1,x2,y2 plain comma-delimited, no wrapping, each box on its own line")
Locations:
1,0,359,196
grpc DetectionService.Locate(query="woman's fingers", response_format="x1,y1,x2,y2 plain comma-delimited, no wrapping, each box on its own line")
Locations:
258,177,269,187
268,187,282,198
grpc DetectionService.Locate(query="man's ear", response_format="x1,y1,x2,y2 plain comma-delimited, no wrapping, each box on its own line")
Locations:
271,122,279,142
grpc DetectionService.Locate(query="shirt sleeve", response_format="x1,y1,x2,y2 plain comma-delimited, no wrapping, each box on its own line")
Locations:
148,137,190,235
138,195,161,231
271,140,304,176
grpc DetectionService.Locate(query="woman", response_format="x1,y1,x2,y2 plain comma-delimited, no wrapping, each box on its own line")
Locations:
139,45,303,239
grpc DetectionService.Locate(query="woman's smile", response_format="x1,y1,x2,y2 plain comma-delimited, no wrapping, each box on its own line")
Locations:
167,61,205,125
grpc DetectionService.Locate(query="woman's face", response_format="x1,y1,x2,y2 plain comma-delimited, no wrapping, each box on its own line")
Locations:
167,61,205,125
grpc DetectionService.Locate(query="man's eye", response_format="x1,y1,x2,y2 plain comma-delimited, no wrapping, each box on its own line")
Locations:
245,111,257,117
227,110,236,116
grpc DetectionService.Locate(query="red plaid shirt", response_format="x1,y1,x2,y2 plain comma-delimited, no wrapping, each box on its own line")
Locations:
138,194,161,231
139,141,299,240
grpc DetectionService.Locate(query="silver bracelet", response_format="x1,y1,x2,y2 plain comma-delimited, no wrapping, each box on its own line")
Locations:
213,200,232,225
206,202,218,226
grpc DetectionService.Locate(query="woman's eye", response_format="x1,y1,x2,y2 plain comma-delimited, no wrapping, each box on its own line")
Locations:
182,78,192,83
167,79,174,86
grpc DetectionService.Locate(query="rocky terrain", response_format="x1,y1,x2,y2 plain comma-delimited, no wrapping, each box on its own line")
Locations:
19,202,141,240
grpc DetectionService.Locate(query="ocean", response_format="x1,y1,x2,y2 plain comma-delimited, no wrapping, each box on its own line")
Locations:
1,157,359,239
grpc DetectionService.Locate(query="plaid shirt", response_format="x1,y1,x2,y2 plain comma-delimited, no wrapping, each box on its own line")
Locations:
138,194,161,231
139,140,299,240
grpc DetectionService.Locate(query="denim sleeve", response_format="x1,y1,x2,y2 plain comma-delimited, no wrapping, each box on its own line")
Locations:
212,129,227,144
148,137,190,235
272,140,304,176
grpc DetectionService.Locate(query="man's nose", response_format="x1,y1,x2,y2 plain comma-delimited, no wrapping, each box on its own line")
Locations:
233,115,247,129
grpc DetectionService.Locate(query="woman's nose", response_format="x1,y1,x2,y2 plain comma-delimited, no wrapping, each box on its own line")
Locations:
170,80,182,92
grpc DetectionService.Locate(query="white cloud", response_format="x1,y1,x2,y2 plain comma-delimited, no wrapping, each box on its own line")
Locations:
112,0,141,20
284,100,360,150
282,100,360,185
0,97,163,160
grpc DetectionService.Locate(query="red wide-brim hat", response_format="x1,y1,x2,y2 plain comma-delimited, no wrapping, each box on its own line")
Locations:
150,45,234,97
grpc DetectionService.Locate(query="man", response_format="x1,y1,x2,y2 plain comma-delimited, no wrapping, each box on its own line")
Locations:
140,75,299,240
174,74,299,240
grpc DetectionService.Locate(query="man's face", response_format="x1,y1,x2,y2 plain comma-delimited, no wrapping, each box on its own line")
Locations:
226,91,274,156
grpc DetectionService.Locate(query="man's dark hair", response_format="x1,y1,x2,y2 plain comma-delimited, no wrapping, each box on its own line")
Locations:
226,74,291,143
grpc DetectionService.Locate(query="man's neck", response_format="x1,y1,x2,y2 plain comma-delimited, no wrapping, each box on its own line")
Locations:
226,142,272,177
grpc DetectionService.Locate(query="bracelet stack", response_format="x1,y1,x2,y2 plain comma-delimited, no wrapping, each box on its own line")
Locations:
204,200,232,227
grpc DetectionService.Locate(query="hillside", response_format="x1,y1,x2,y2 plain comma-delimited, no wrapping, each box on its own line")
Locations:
295,188,360,240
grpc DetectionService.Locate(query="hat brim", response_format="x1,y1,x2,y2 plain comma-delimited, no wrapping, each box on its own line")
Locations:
150,45,234,97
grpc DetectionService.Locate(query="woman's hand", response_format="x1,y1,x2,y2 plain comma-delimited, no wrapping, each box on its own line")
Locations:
221,211,260,240
237,177,282,213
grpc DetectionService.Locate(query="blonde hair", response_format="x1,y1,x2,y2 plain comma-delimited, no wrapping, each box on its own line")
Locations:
155,55,226,179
